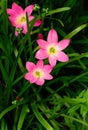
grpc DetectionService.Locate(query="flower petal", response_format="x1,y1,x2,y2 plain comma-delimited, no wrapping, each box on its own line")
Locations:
12,2,23,14
26,62,35,71
44,65,53,73
34,20,42,27
28,16,34,21
15,30,18,36
58,39,70,50
7,9,16,15
36,60,43,68
25,5,34,16
47,29,58,43
37,39,48,49
35,49,48,59
49,56,57,67
36,78,44,86
24,72,30,80
57,51,69,62
29,74,37,83
9,16,17,26
24,72,37,83
22,24,27,34
44,74,53,80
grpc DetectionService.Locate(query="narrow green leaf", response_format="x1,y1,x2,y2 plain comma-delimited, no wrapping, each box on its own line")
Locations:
61,114,88,126
31,103,54,130
65,24,87,39
0,99,29,120
46,7,71,16
17,104,30,130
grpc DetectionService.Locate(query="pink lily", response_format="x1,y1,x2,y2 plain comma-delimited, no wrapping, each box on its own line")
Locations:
35,29,70,67
24,60,53,86
7,2,41,36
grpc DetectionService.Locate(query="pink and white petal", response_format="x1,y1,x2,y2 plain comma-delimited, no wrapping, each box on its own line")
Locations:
47,29,58,43
12,2,23,14
36,60,43,68
9,16,17,26
25,5,34,16
29,74,37,83
57,51,69,62
15,30,18,36
34,20,42,27
22,24,27,34
49,56,57,67
28,16,34,22
26,62,35,71
44,65,53,73
44,73,53,80
35,49,48,59
36,78,45,86
24,73,30,80
37,39,48,49
25,72,37,83
58,39,70,51
7,9,16,16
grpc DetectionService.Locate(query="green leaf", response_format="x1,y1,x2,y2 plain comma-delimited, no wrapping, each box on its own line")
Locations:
31,103,54,130
17,104,30,130
65,24,87,39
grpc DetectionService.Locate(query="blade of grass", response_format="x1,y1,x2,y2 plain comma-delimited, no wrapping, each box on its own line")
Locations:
31,103,54,130
17,104,30,130
65,23,88,39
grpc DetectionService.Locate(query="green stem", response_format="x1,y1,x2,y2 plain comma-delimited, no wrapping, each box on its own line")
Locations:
14,47,24,72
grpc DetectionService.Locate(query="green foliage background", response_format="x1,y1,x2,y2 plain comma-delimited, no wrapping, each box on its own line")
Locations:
0,0,88,130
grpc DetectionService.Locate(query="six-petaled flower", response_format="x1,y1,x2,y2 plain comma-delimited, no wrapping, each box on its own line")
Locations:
7,2,41,36
35,29,70,67
24,60,53,86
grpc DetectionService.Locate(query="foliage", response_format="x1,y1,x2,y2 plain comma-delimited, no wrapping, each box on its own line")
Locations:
0,0,88,130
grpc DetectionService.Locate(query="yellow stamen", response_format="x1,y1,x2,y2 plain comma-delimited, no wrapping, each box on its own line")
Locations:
50,47,56,54
21,16,26,22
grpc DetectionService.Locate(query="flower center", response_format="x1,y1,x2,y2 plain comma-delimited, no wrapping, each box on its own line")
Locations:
34,69,44,79
35,71,41,78
21,16,26,23
49,47,56,54
16,16,26,24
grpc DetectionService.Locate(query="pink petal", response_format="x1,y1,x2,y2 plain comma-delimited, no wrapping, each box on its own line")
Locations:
43,65,53,73
25,5,34,16
26,62,35,71
12,2,23,14
49,56,57,67
57,51,69,62
28,16,34,22
36,78,44,86
29,74,37,83
37,39,48,49
47,29,58,43
9,16,17,26
35,49,48,59
22,24,27,34
36,60,43,68
44,74,53,80
58,39,70,51
24,72,37,83
15,30,18,36
34,20,42,27
7,9,16,15
24,72,30,80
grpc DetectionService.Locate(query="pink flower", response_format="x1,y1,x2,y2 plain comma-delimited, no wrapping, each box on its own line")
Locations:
24,60,53,86
7,2,41,36
35,29,70,67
